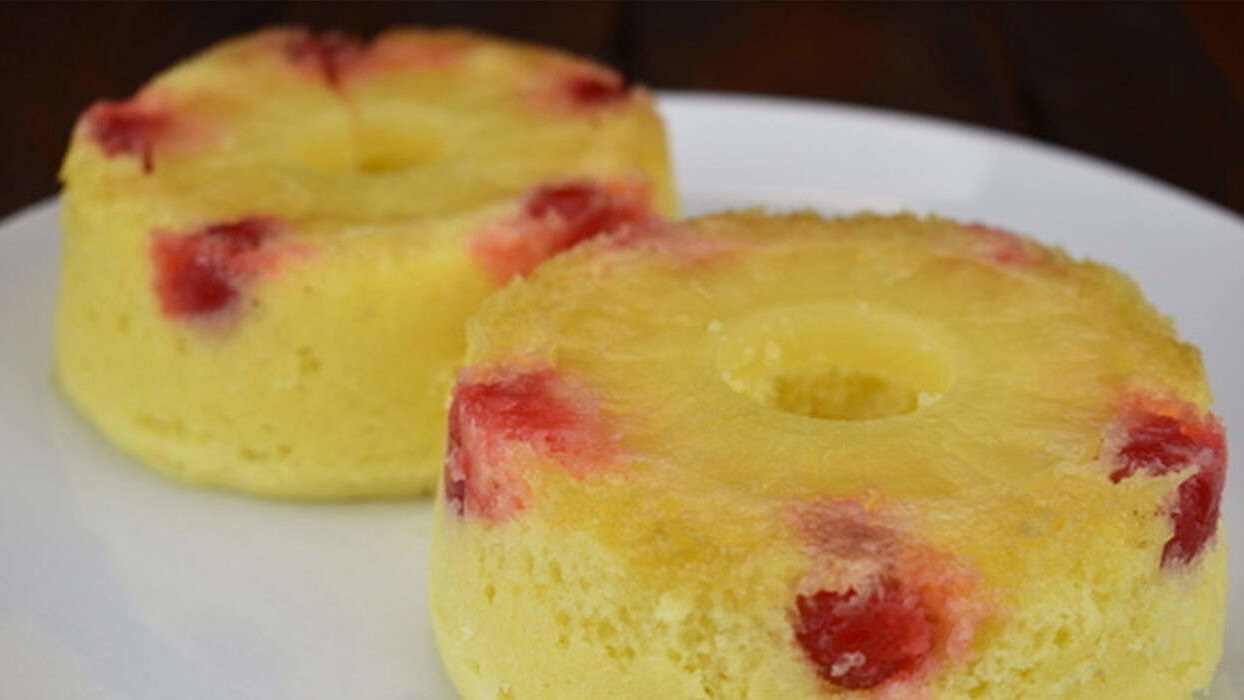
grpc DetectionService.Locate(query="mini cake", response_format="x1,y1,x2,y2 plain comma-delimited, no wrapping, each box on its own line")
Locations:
55,27,675,499
429,213,1227,697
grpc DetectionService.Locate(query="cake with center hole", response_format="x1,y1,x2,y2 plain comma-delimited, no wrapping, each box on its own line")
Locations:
55,27,676,499
430,212,1227,698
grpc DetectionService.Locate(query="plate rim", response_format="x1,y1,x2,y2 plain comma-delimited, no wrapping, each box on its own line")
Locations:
656,89,1244,231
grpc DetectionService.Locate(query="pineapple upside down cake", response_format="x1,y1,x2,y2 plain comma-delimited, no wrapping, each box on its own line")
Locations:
55,27,676,499
430,212,1227,698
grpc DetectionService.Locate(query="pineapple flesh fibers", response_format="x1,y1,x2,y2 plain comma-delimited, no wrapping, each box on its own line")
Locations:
55,27,676,499
431,212,1226,698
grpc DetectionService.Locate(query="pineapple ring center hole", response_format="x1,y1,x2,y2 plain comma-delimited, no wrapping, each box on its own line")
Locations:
711,303,953,421
291,111,444,175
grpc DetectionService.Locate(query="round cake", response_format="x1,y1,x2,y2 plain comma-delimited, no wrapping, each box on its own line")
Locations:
55,27,675,499
429,212,1227,697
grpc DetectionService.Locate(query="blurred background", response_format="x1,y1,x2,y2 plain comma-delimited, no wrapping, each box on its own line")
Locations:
2,1,1242,218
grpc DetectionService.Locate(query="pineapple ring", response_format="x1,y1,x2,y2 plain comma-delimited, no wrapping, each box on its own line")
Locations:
55,27,676,499
431,212,1226,698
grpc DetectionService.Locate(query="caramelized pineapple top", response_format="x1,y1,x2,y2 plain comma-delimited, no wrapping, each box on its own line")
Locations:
61,27,675,223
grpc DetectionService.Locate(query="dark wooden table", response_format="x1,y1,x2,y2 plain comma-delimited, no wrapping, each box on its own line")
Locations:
3,1,1242,219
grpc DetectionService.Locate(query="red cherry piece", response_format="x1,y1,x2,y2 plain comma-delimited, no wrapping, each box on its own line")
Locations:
525,181,629,251
564,72,628,107
526,62,631,115
443,395,477,518
1106,398,1228,568
444,366,615,521
284,30,365,87
1165,461,1228,567
526,181,599,220
471,180,655,282
794,577,936,690
151,218,281,318
83,99,170,172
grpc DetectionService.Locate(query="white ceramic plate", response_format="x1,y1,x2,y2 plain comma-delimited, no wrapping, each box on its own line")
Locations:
2,92,1241,699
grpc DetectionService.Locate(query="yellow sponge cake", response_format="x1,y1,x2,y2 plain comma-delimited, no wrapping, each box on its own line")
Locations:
55,27,676,499
430,212,1226,697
